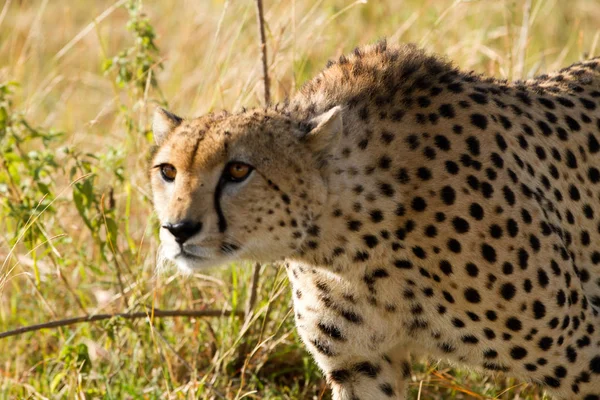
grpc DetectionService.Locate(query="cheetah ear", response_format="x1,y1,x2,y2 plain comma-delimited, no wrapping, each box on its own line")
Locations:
303,106,343,153
153,107,183,145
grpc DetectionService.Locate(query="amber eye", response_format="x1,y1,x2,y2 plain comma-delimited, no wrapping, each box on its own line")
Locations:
159,164,177,182
225,162,253,182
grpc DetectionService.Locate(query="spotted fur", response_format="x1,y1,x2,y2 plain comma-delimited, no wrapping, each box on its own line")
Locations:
150,41,600,399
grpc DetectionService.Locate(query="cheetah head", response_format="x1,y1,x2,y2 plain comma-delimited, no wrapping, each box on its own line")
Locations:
150,106,342,272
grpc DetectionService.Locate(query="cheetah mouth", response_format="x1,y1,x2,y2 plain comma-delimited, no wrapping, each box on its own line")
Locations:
177,251,208,261
179,243,216,259
170,247,236,272
171,249,218,272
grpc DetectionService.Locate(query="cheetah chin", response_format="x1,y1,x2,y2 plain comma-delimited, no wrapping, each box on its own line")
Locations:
150,39,600,399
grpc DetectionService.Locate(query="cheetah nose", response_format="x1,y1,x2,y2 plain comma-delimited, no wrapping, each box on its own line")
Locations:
162,220,202,244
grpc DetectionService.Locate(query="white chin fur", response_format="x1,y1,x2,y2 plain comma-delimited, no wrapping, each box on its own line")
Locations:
182,244,217,259
157,242,232,274
173,255,227,272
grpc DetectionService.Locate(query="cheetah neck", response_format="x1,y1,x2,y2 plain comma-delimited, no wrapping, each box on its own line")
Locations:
286,109,416,275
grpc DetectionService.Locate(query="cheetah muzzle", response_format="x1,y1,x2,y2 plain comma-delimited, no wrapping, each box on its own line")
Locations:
150,40,600,400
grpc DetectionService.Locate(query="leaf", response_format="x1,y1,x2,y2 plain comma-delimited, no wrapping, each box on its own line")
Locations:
105,216,119,244
0,106,8,138
73,186,93,232
50,371,67,392
101,58,113,73
37,182,51,195
76,343,92,373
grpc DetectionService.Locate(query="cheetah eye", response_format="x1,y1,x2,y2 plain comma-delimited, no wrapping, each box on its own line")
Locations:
159,164,177,182
224,162,253,182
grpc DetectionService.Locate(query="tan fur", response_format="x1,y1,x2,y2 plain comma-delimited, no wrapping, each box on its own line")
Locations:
151,41,600,399
150,109,328,271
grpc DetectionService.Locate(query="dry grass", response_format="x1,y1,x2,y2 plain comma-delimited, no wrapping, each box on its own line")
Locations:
1,0,599,398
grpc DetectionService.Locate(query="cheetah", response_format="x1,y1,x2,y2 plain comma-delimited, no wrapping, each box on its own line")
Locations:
150,41,600,399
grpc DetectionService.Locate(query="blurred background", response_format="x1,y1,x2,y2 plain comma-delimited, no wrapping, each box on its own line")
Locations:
1,0,599,398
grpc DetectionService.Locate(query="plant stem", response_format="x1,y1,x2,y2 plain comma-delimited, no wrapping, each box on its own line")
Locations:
255,0,270,105
0,309,244,339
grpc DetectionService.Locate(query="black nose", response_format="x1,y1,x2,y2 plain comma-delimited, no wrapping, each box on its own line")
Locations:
162,220,202,244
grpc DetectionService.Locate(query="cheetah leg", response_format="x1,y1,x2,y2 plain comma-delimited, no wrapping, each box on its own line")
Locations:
321,345,411,400
387,345,412,396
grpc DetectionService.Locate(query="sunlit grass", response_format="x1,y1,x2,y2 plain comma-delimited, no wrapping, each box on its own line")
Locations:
1,0,598,398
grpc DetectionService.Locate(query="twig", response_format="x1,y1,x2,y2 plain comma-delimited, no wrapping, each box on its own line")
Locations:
50,252,88,314
234,6,270,390
100,191,129,308
246,0,268,324
153,327,194,372
241,0,268,327
255,0,270,105
0,309,243,340
244,262,261,318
